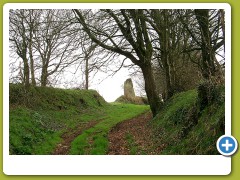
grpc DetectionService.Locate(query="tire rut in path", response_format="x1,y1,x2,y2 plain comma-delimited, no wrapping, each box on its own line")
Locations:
52,120,99,155
108,111,161,155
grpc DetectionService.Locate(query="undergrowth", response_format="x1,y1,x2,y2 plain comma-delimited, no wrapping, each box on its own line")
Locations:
9,107,62,154
151,86,225,155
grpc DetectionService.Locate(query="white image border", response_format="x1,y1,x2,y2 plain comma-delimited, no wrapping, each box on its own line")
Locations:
3,3,231,175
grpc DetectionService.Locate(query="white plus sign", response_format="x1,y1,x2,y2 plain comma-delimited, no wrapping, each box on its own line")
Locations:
222,139,233,151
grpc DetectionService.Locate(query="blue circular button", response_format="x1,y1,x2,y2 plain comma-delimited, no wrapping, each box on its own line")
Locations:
217,135,238,156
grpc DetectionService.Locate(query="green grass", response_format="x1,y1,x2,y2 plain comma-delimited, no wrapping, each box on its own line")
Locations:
151,90,198,147
9,84,108,154
166,103,225,154
9,84,149,155
151,88,225,155
125,132,138,155
11,83,224,155
70,103,149,155
10,83,107,111
9,107,62,154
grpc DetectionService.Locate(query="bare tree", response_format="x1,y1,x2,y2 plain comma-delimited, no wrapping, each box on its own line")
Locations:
31,9,80,86
147,9,184,99
179,9,225,81
10,9,91,87
73,9,163,116
9,8,225,113
9,10,30,88
25,9,42,86
79,35,98,90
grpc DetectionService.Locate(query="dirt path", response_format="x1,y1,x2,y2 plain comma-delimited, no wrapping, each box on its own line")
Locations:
52,120,100,155
108,111,162,155
52,111,162,155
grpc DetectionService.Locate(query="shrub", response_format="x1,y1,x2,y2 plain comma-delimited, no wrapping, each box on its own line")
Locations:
197,80,224,111
115,95,148,105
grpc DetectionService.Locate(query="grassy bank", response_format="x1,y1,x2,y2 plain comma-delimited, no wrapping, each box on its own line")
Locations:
9,83,224,155
151,87,225,155
9,84,149,155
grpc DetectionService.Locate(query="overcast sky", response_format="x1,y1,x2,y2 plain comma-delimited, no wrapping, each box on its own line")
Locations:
90,67,130,102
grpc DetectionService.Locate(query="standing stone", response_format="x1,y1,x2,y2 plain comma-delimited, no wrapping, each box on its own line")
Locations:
124,78,135,99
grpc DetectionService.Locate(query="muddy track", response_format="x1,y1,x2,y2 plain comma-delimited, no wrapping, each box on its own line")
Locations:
52,120,100,155
108,111,162,155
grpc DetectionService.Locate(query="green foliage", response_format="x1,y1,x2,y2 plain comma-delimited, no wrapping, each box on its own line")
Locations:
197,80,224,111
151,87,224,155
181,104,224,154
9,107,61,154
151,90,198,152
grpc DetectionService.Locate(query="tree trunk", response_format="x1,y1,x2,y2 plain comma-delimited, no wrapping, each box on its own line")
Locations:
162,51,175,99
74,9,163,116
85,57,89,90
29,40,36,86
157,9,176,100
23,58,30,89
30,57,36,86
195,9,216,79
21,43,30,89
161,42,175,99
41,64,48,87
141,63,163,117
220,9,225,53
